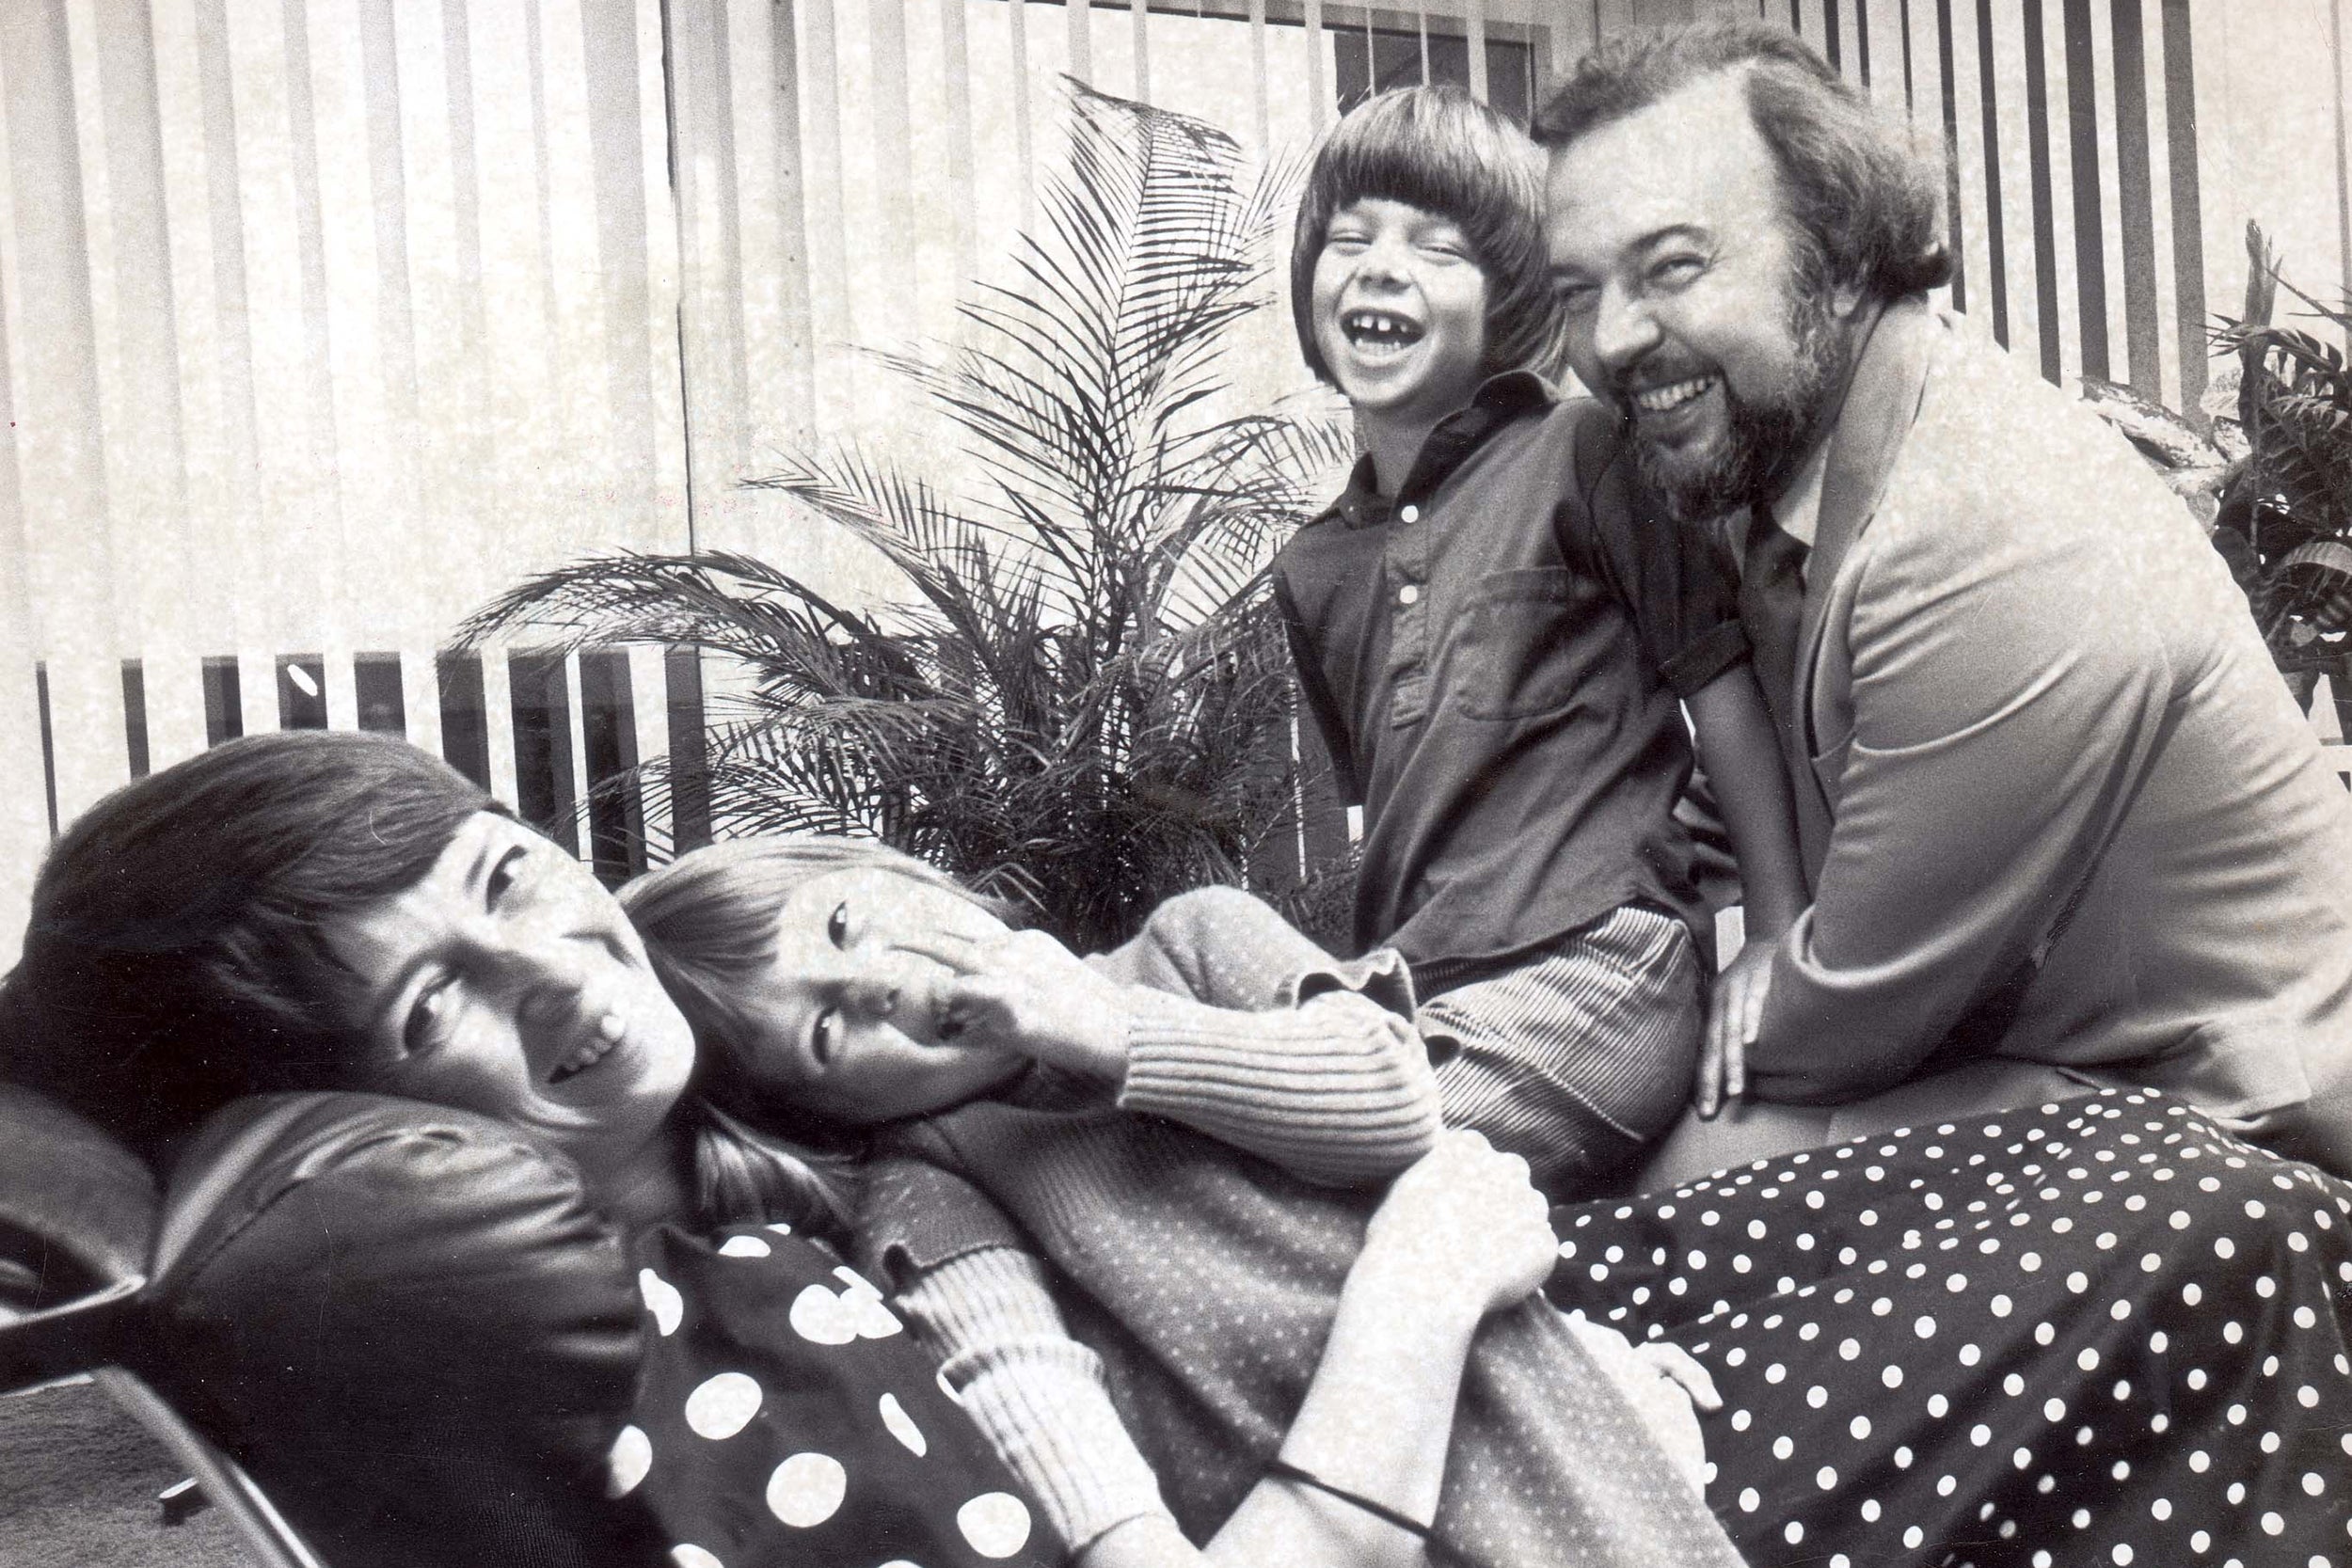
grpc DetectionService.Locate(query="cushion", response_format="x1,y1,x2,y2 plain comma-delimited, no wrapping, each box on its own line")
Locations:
0,1082,156,1387
134,1092,662,1568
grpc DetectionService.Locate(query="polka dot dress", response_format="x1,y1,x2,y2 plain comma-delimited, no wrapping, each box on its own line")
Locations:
622,1221,1057,1568
1547,1090,2352,1566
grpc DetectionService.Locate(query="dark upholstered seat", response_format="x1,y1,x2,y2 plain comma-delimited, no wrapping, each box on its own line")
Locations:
0,1083,666,1567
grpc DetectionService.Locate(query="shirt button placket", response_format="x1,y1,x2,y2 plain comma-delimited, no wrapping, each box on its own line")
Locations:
1387,499,1430,728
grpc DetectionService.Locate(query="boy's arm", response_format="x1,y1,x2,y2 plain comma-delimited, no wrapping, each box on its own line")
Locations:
1684,665,1807,1117
1684,666,1805,938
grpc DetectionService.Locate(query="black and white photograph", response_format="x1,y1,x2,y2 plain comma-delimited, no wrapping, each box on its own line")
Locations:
1,0,2349,1563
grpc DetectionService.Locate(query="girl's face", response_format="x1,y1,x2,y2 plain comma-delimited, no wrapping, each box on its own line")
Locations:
729,866,1026,1129
328,811,698,1181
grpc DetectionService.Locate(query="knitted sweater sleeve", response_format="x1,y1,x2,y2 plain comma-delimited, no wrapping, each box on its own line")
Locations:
897,1243,1174,1553
1101,885,1443,1186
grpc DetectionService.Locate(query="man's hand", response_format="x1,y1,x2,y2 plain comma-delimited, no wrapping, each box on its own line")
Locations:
1695,939,1773,1117
894,928,1133,1084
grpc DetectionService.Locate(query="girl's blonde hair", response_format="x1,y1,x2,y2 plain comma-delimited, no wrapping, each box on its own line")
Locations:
622,837,1006,1227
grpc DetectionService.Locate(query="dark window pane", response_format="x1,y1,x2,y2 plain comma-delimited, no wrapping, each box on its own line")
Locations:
664,648,711,856
508,651,578,854
202,657,243,748
277,656,328,731
120,660,149,779
355,654,406,736
1485,39,1530,126
35,663,56,837
578,650,643,887
436,652,491,790
1332,25,1530,126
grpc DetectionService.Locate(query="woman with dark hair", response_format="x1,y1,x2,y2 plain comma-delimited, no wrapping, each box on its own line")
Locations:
0,730,1650,1568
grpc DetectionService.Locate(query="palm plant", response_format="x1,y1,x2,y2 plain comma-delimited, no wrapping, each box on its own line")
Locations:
2086,222,2352,689
464,85,1351,952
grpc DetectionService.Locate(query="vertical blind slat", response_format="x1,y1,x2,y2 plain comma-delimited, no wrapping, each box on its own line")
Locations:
3,0,127,826
2157,0,2202,411
2024,0,2069,385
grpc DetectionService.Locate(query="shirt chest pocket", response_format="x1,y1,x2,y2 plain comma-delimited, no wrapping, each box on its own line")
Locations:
1441,566,1584,721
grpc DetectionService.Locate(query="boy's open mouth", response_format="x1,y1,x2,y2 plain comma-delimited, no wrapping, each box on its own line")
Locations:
1342,309,1424,356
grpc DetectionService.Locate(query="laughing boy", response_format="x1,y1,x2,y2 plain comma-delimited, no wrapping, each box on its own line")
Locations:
1272,86,1804,1197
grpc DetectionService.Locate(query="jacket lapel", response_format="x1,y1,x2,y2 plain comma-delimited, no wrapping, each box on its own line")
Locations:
1776,293,1937,879
1796,294,1938,693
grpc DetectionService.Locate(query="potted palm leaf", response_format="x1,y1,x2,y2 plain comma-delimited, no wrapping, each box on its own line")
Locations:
465,85,1351,953
2086,222,2352,706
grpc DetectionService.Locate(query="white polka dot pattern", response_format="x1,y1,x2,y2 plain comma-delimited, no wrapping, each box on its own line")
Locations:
1549,1092,2352,1564
640,1268,684,1336
765,1451,849,1527
956,1492,1034,1559
607,1424,653,1498
683,1372,763,1440
623,1221,1055,1566
879,1392,928,1456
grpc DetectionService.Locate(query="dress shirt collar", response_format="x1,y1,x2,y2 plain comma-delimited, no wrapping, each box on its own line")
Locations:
1770,436,1831,550
1323,370,1553,531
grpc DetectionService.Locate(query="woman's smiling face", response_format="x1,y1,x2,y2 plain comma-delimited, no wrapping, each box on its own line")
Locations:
727,866,1026,1130
328,811,697,1180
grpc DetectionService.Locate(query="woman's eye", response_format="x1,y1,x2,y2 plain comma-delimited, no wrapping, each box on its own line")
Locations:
826,901,850,948
403,979,455,1056
811,1006,839,1068
486,845,528,906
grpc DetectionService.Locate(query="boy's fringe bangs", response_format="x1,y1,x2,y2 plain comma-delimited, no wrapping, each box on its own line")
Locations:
1292,87,1556,381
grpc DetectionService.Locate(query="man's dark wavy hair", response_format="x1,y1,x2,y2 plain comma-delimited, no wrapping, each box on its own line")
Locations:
1534,21,1952,306
1291,85,1557,382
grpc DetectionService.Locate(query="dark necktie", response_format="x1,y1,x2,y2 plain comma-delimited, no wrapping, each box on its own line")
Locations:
1740,500,1810,758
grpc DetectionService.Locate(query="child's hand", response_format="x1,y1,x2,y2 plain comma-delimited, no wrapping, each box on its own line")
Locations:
893,928,1133,1084
1358,1130,1557,1323
1695,939,1774,1117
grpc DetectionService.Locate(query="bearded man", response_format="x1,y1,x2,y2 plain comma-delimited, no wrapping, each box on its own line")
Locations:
1535,20,2352,1180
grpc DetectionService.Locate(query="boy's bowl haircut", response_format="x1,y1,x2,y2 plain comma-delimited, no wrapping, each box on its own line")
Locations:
1291,85,1556,384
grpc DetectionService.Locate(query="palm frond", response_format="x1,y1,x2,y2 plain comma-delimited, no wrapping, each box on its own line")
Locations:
468,84,1331,950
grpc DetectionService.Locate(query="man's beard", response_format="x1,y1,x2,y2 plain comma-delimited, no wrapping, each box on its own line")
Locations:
1618,282,1846,524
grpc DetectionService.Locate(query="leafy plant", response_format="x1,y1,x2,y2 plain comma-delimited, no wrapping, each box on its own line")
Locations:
2087,221,2352,683
464,84,1351,953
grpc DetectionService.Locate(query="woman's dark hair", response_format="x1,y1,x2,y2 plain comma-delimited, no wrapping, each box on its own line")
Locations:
1534,21,1952,305
0,731,491,1160
1291,85,1556,382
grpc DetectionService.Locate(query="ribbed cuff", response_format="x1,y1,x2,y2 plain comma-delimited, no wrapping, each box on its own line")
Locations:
907,1247,1173,1552
1117,985,1441,1184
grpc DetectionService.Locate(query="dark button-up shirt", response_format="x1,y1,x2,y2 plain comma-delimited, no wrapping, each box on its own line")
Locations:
1272,373,1742,989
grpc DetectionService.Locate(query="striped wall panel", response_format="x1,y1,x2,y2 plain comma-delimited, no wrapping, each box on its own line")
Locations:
3,0,2347,958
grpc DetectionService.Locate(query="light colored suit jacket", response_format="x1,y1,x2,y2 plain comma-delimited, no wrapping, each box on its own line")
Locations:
1746,295,2352,1173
